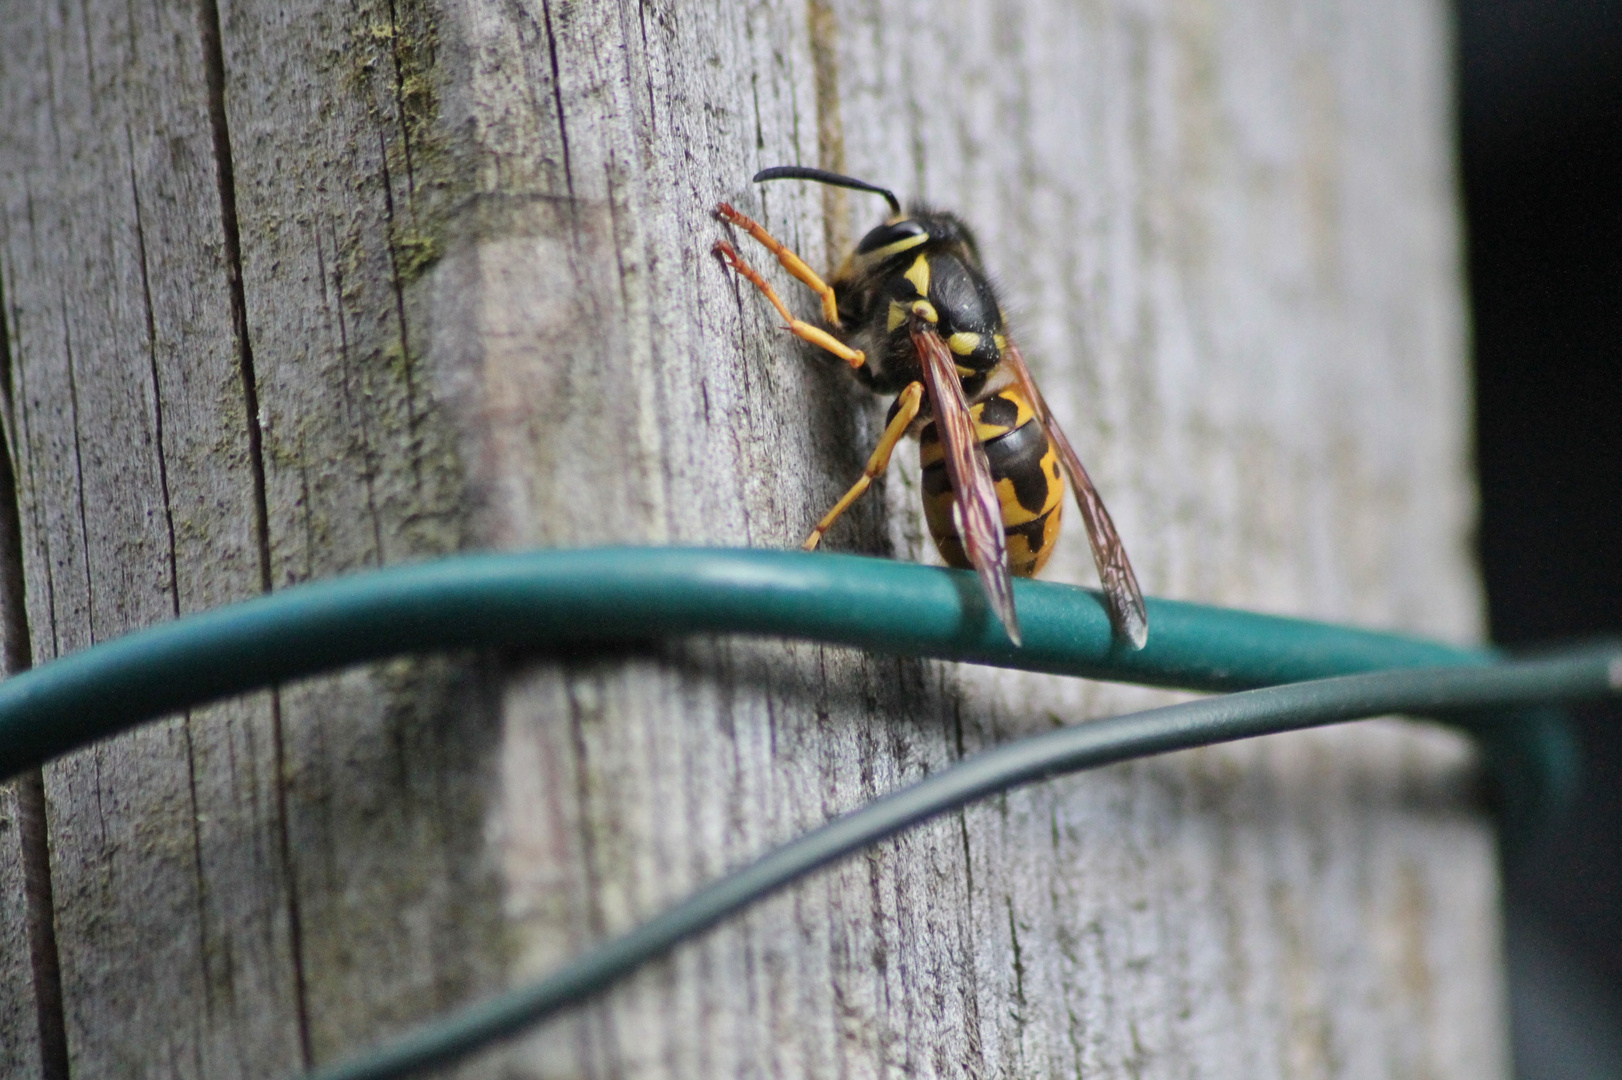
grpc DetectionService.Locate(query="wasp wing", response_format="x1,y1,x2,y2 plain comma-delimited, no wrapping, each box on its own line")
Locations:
911,320,1021,646
1003,341,1148,649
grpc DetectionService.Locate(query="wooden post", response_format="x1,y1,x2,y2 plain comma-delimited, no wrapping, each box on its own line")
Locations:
0,0,1503,1076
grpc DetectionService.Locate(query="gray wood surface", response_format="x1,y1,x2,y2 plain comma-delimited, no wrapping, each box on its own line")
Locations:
0,781,43,1079
0,0,1501,1077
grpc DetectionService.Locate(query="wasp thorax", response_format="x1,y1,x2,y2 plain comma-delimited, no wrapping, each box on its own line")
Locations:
856,219,928,259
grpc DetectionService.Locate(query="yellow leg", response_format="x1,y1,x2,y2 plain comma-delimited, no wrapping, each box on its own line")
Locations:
715,202,843,326
713,240,867,370
803,382,923,550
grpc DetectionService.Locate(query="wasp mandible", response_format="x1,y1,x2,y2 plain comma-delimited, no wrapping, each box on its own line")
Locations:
713,166,1147,649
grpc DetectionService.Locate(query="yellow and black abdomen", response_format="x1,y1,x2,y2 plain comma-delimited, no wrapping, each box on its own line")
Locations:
920,389,1065,577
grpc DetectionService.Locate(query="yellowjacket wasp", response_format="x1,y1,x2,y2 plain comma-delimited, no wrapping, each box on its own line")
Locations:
714,166,1147,649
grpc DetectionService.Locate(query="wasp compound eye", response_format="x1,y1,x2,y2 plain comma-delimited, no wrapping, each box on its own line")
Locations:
855,219,928,256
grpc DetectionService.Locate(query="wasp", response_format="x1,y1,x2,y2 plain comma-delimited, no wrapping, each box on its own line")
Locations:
713,166,1147,649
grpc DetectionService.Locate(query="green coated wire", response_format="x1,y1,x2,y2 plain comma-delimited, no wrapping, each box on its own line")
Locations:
303,647,1622,1080
0,547,1576,814
0,546,1609,1077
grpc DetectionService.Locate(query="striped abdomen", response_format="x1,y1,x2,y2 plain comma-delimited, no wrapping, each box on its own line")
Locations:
920,388,1065,577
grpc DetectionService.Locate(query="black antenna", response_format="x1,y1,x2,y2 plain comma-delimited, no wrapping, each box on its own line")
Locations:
752,166,901,215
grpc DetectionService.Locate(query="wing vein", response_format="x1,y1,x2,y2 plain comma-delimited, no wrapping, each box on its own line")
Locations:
1003,342,1148,648
911,319,1021,645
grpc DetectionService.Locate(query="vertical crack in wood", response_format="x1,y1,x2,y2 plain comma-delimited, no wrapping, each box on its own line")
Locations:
196,0,314,1066
806,0,848,265
131,134,224,1046
195,0,270,596
1006,895,1027,1026
382,0,419,202
4,216,62,660
320,227,387,563
947,693,989,1075
540,0,576,202
180,718,216,1040
635,0,657,134
376,129,423,491
565,677,608,940
127,139,182,619
0,258,68,1080
0,257,14,444
564,672,624,1074
13,772,66,1080
59,303,94,640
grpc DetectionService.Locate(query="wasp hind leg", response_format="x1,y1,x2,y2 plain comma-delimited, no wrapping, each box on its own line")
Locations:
803,382,923,551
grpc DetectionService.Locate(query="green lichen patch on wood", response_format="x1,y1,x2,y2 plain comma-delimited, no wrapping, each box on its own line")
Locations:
392,231,442,285
344,2,460,289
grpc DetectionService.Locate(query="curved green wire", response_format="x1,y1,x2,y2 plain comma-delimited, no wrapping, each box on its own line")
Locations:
0,545,1606,1077
0,547,1574,809
304,647,1621,1080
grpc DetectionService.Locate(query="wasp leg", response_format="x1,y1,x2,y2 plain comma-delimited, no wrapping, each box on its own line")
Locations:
713,240,867,371
803,382,923,551
715,202,844,327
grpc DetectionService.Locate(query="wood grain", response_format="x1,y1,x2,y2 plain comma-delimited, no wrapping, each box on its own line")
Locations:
215,0,508,1061
0,2,299,1075
0,0,1501,1076
0,781,45,1079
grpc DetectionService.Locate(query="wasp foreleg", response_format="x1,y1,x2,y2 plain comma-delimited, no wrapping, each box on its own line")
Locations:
802,381,924,551
713,239,867,370
715,202,844,327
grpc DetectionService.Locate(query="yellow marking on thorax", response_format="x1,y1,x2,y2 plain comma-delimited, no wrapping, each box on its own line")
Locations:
866,232,929,261
947,332,981,355
903,253,931,297
889,297,940,330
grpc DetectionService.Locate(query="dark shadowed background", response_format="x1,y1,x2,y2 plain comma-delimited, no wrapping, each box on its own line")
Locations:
1457,1,1622,1075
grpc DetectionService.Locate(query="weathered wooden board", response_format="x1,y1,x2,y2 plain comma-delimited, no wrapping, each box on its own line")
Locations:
0,0,1500,1077
0,1,304,1075
449,0,1500,1076
0,781,44,1079
214,0,509,1063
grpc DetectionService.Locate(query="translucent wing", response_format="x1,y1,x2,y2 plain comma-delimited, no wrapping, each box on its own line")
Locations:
1003,341,1148,649
910,319,1021,645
